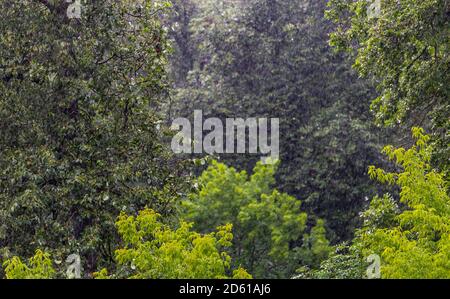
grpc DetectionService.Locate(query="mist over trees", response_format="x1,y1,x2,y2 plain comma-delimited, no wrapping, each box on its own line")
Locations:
167,0,391,242
0,0,448,279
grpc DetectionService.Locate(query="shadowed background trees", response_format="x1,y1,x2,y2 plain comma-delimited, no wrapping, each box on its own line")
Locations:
167,0,392,242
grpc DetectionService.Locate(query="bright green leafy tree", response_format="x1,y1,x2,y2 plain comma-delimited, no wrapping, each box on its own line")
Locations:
95,208,251,279
183,160,331,278
3,249,55,279
356,128,450,278
310,128,450,279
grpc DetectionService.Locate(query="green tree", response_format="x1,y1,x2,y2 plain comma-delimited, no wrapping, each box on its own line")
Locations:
95,208,251,279
0,0,188,274
296,244,366,279
310,128,450,279
3,249,55,279
183,160,331,278
299,219,333,269
356,128,450,278
326,0,449,175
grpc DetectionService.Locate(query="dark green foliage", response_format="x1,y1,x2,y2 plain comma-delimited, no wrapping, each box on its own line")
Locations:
326,0,449,177
0,0,188,274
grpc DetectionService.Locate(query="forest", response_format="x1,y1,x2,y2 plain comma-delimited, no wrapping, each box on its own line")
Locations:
0,0,448,279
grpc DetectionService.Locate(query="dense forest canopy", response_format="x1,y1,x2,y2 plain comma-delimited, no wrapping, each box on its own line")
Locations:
0,0,448,279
